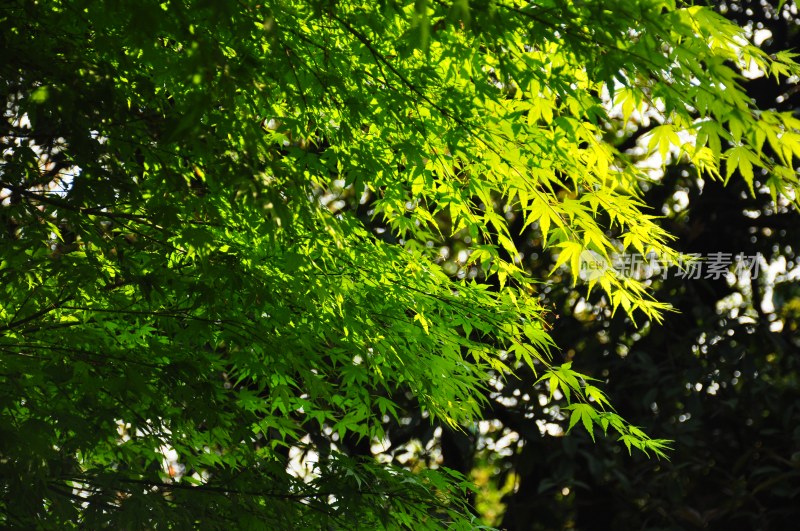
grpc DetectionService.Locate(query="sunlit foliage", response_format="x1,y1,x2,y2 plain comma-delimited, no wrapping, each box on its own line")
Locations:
1,0,798,527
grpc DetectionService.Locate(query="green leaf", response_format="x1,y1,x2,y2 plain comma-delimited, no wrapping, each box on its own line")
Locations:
725,145,759,194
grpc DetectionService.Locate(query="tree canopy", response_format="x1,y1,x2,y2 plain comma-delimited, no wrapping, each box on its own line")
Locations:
1,0,799,528
477,2,800,528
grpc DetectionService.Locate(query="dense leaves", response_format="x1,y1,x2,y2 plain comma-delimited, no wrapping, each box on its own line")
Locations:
424,2,800,530
1,0,798,528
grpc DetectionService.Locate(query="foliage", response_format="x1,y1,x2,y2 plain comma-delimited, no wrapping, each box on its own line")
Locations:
1,0,798,528
425,2,800,530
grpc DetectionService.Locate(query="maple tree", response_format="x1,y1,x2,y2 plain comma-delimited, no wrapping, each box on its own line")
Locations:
1,0,799,527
